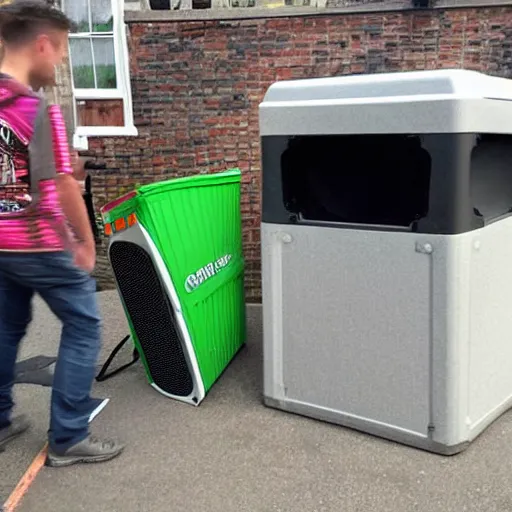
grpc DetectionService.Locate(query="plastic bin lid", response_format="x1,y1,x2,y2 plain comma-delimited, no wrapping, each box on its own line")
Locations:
259,70,512,135
261,69,512,104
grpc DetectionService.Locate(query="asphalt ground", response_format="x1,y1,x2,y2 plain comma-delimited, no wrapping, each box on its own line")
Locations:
2,292,512,512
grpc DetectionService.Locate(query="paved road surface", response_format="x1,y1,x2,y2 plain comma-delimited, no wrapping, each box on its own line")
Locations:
2,292,512,511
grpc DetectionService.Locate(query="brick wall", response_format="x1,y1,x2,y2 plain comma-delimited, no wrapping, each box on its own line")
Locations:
86,7,512,301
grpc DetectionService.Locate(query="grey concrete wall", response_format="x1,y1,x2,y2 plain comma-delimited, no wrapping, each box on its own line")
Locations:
44,0,75,142
126,0,512,15
44,55,75,144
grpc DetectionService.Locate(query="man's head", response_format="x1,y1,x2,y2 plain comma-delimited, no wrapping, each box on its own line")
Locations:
0,0,75,89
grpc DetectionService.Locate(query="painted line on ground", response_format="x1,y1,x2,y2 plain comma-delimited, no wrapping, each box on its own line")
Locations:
1,397,110,511
2,443,48,512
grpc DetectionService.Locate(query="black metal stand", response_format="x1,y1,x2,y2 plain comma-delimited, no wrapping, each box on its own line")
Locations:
96,335,140,382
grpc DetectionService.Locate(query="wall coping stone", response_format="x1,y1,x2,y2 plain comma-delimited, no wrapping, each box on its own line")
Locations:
125,0,512,23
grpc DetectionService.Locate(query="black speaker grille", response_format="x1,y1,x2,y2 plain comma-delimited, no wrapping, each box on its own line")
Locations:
109,240,194,397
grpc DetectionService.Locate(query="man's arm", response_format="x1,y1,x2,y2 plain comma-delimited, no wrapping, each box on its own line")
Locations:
49,105,96,271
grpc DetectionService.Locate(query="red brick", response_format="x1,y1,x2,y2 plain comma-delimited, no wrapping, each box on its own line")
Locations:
88,7,512,302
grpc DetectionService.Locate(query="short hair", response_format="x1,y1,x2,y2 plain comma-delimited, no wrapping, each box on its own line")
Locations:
0,0,76,47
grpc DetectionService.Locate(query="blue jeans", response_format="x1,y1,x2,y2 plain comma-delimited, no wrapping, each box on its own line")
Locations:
0,251,101,453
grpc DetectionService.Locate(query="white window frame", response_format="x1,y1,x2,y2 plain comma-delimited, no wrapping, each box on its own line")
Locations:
63,0,137,149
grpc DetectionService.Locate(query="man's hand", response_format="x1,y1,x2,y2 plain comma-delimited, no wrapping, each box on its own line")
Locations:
73,241,96,274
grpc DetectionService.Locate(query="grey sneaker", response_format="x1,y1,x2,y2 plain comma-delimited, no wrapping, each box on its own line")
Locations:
0,415,30,451
46,435,125,468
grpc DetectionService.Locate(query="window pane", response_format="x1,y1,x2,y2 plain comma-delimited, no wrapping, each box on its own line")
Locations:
63,1,90,33
91,0,114,32
70,38,95,89
93,38,117,88
76,99,124,127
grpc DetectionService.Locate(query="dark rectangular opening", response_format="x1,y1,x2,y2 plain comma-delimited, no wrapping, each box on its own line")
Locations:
281,134,431,229
471,134,512,223
192,0,212,7
149,0,170,8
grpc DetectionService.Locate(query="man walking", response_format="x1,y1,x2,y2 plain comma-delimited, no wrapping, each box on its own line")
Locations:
0,0,123,467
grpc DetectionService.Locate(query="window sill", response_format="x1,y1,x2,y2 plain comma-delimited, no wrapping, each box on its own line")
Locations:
75,126,139,138
73,126,139,150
